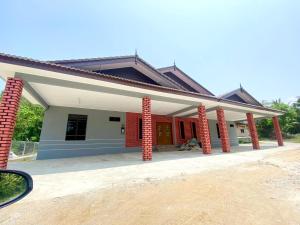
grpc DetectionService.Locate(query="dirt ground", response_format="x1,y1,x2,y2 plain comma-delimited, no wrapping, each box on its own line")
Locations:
1,148,300,225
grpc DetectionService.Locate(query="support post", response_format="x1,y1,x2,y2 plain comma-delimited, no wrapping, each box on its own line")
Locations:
198,105,212,154
216,108,230,152
272,116,283,146
0,78,24,169
142,96,152,160
246,113,260,150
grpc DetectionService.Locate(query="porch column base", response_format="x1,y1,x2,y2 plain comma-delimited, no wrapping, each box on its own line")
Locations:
0,78,24,169
216,108,230,152
272,116,283,146
198,105,212,154
142,96,152,161
246,112,260,150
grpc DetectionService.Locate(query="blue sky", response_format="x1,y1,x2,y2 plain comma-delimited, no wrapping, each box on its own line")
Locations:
0,0,299,103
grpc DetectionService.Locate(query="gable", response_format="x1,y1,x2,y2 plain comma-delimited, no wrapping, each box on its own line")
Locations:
50,56,183,90
226,94,247,103
220,88,263,106
95,67,159,85
164,71,198,92
158,66,214,96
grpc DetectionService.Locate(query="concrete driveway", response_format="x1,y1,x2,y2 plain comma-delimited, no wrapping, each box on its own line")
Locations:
7,141,300,201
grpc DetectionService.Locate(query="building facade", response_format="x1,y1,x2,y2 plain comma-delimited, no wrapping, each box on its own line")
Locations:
0,53,284,167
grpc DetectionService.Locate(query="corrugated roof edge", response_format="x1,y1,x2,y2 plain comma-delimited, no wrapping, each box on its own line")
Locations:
0,52,284,115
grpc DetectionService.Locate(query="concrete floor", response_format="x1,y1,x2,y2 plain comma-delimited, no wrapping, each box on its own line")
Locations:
7,141,300,201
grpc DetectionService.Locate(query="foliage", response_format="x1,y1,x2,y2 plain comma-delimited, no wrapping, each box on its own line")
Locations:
0,93,45,142
0,173,26,204
13,98,44,142
257,98,300,138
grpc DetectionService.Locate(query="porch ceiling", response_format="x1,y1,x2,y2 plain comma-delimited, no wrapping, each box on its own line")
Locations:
29,82,192,115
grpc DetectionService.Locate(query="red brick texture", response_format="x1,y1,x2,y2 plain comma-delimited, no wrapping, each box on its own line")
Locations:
246,113,260,150
0,78,24,169
198,105,211,154
142,96,152,161
216,108,230,152
175,117,201,145
272,116,284,146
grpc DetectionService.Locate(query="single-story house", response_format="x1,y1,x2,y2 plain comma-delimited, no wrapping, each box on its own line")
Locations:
0,53,284,168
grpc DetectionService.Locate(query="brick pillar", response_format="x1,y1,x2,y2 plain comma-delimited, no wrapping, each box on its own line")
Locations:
198,105,211,154
246,113,260,150
272,116,283,146
142,96,152,161
216,108,230,152
0,78,24,169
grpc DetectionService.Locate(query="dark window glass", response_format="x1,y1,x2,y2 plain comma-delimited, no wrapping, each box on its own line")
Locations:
65,114,87,140
230,124,234,127
241,129,245,133
180,121,185,139
139,118,143,139
109,117,120,122
191,122,197,139
216,123,220,138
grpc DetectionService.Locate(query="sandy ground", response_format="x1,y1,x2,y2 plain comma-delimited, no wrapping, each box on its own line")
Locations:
1,142,300,225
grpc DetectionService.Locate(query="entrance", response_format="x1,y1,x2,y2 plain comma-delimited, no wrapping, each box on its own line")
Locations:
156,122,173,145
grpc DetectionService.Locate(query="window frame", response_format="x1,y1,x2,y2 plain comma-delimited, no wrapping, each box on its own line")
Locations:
191,122,197,139
216,123,220,139
65,114,88,141
138,118,143,140
179,121,185,139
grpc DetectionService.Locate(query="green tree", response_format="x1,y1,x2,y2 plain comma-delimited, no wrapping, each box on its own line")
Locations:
13,98,44,142
257,99,299,138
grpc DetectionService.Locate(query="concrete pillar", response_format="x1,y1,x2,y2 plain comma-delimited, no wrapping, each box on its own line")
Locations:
246,113,260,150
198,105,212,154
272,116,283,146
216,108,230,152
142,96,152,160
0,78,24,169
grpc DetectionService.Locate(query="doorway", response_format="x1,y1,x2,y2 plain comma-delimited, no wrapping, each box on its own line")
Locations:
156,122,173,145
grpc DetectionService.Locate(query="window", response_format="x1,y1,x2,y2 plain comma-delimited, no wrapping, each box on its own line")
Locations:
241,129,245,134
139,118,143,139
65,114,87,140
179,121,185,139
191,122,197,139
216,123,220,138
109,117,120,122
230,124,234,127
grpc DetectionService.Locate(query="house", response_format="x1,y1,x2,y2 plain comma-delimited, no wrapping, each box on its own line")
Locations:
235,122,250,139
0,53,284,168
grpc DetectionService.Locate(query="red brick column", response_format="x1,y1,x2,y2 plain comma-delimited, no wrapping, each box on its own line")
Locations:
142,96,152,161
0,78,24,169
272,116,283,146
198,105,211,154
246,113,260,150
216,108,230,152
